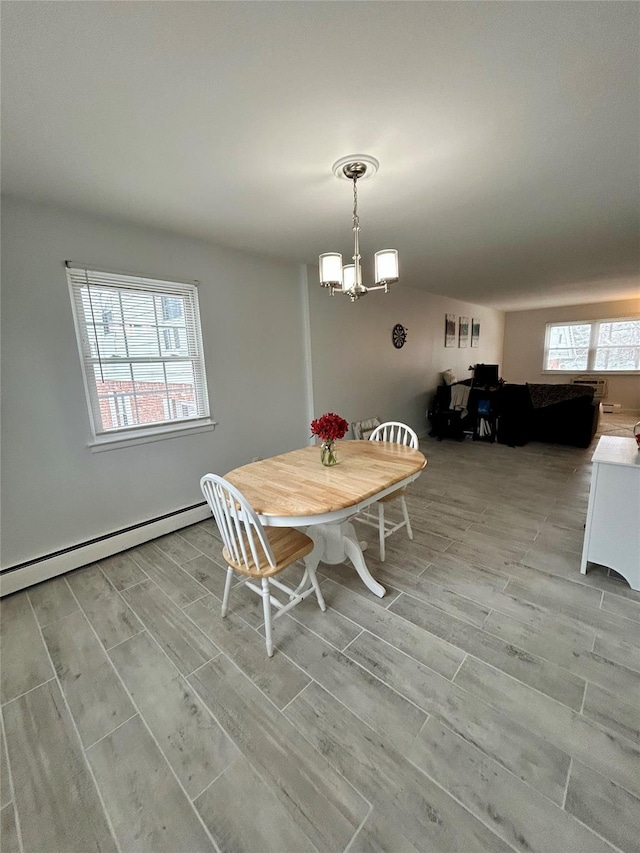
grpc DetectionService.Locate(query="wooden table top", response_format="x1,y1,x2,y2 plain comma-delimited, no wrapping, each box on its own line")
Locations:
225,440,427,518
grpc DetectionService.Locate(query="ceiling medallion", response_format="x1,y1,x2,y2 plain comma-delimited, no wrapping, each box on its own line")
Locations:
319,155,399,302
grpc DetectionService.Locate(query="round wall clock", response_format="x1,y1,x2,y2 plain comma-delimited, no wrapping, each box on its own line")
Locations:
392,324,407,349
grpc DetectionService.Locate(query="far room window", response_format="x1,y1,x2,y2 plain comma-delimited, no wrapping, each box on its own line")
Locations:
544,318,640,373
67,264,211,442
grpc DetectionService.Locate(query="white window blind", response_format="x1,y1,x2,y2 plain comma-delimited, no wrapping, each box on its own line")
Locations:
67,264,210,438
544,318,640,373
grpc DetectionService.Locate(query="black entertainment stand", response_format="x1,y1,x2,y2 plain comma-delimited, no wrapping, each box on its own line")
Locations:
428,383,501,442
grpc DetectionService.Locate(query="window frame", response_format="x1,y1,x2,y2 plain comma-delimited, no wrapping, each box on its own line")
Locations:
67,262,215,450
543,317,640,374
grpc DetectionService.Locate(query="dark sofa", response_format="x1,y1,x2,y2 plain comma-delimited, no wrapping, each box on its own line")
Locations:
497,383,600,448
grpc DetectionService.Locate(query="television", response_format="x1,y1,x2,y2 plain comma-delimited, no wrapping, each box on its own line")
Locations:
473,364,499,387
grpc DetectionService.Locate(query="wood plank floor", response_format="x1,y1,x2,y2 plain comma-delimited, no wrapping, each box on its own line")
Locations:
2,418,640,852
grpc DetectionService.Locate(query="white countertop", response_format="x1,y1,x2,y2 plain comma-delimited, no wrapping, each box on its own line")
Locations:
591,435,640,468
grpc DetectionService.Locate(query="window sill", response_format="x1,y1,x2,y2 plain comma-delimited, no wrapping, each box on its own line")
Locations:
541,370,640,376
89,420,217,453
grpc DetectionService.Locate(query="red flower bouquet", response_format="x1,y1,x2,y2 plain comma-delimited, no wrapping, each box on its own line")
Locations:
311,412,349,442
311,412,349,466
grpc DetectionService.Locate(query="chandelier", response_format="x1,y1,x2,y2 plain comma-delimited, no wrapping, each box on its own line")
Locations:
319,155,399,302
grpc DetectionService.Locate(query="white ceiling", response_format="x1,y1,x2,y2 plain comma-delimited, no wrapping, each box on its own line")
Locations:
2,1,638,311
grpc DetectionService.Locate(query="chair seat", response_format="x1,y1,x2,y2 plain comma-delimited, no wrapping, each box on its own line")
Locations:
378,486,407,504
223,526,314,577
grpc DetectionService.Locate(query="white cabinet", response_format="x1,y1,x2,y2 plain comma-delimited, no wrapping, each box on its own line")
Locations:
581,436,640,590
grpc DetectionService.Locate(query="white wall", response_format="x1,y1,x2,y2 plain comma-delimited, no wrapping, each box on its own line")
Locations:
1,197,309,569
503,298,640,412
306,271,505,436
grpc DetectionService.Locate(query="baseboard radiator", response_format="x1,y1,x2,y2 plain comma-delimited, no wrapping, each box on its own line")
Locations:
571,376,608,400
0,502,211,596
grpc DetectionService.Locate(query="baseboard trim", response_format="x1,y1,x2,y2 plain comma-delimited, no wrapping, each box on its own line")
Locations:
0,503,211,596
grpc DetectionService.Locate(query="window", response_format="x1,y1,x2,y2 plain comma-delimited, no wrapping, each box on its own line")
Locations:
544,318,640,373
67,264,211,443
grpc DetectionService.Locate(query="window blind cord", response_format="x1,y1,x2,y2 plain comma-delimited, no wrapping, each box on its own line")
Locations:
84,269,105,383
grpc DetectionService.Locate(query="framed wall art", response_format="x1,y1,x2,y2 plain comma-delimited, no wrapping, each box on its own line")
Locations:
445,313,456,347
458,316,469,347
471,318,480,347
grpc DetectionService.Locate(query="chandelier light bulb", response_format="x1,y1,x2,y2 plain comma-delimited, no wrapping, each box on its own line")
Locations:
342,264,356,292
319,253,343,288
375,249,399,285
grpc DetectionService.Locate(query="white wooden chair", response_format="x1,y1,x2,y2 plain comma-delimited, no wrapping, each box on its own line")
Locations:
356,421,419,561
200,474,326,656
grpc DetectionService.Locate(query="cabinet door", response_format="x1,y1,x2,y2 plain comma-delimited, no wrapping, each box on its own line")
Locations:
587,463,640,588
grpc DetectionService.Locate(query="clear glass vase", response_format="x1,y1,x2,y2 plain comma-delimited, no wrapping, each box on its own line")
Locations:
320,439,338,466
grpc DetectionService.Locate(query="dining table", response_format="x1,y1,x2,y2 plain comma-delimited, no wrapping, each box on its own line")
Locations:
224,439,427,597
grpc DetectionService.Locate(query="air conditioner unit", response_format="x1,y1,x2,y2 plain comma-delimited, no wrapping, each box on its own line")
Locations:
571,376,608,400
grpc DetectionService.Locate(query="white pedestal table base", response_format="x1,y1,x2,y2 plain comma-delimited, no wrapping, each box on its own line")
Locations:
303,521,386,598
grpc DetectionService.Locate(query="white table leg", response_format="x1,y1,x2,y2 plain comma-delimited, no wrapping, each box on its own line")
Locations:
304,522,386,598
342,534,386,598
